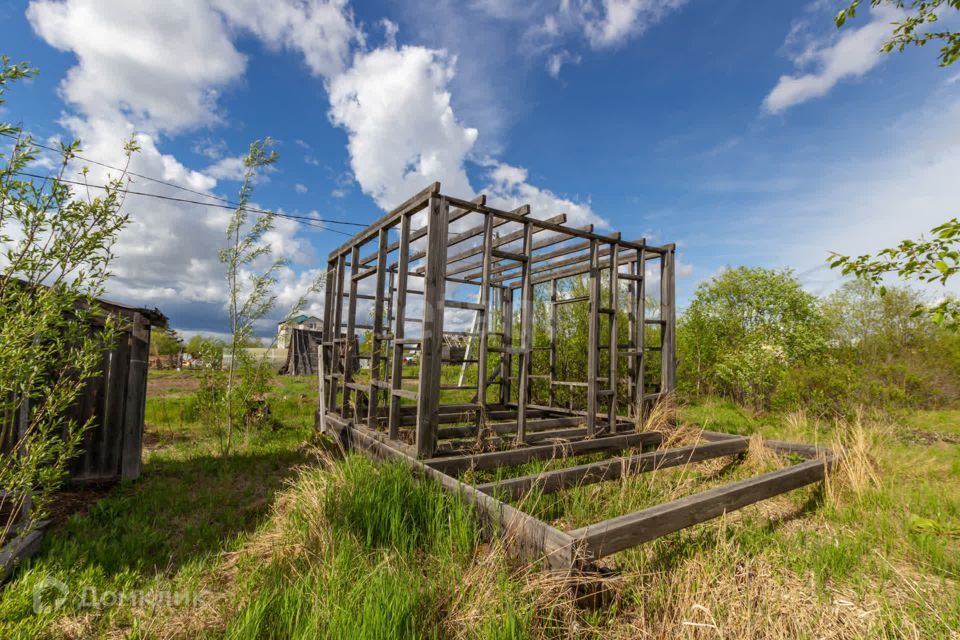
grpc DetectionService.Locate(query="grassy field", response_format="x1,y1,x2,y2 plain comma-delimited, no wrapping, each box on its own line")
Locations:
1,372,958,638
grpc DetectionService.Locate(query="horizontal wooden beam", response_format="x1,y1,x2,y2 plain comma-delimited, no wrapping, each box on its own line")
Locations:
424,431,663,475
567,456,833,559
477,437,750,501
437,416,583,440
700,430,827,458
330,182,438,258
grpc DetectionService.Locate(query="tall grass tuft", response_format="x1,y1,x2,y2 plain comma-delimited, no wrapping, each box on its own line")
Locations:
825,410,883,507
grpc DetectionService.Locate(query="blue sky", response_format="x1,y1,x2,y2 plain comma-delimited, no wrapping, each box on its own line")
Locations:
1,0,958,336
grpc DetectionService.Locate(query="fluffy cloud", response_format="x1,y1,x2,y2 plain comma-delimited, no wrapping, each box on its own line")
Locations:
483,162,606,227
579,0,688,49
763,7,898,113
27,0,245,133
327,45,478,209
26,0,608,332
25,0,349,331
209,0,360,78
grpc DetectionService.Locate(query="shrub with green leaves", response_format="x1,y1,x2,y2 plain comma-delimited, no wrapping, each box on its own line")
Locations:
677,267,828,409
0,56,135,536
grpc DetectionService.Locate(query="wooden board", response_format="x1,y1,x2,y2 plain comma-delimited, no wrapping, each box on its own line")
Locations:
567,456,833,558
424,431,662,475
476,437,749,501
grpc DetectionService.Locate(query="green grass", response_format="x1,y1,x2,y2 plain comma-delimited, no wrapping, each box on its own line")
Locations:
2,378,959,638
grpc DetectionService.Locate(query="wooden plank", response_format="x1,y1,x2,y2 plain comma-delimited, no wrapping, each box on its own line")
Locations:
367,227,389,426
341,246,361,415
437,416,583,440
477,437,749,501
586,239,600,436
330,181,437,258
608,240,619,432
568,457,833,559
346,424,580,569
120,313,149,481
500,288,513,405
548,278,557,407
415,195,449,457
424,431,662,475
516,221,534,444
388,214,412,439
477,211,494,412
443,195,664,254
660,248,676,394
0,521,48,583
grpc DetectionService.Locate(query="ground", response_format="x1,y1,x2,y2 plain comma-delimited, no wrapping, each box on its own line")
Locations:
0,371,958,639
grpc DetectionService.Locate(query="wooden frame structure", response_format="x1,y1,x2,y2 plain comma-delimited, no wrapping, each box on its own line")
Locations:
318,183,832,569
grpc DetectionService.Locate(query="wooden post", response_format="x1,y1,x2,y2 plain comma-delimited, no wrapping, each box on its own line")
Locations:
342,246,360,416
660,247,676,394
500,288,513,405
548,277,557,408
608,240,619,432
368,228,389,426
516,221,534,444
415,195,449,458
121,313,149,481
638,247,647,422
317,345,327,433
476,212,494,411
330,254,346,413
586,239,600,436
388,214,411,440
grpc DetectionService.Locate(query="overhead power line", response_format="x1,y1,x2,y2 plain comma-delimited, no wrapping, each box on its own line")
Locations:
0,129,369,229
9,169,357,237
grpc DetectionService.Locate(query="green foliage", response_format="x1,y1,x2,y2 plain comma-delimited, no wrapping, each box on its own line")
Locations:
150,327,182,356
0,56,134,535
830,218,960,331
184,333,224,361
677,267,828,408
836,1,960,67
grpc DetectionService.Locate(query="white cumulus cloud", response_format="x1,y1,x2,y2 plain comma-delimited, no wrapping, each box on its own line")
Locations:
763,7,898,114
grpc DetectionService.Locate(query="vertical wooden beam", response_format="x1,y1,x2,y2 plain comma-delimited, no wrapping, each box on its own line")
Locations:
476,211,494,411
121,313,149,481
548,277,557,408
367,227,389,426
330,254,346,412
388,215,411,440
516,220,534,444
638,247,646,421
608,240,619,432
660,247,676,394
319,258,336,423
500,288,514,405
342,246,361,416
586,239,600,436
415,195,450,458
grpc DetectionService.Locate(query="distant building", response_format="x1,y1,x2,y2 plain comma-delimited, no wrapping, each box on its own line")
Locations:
277,314,322,349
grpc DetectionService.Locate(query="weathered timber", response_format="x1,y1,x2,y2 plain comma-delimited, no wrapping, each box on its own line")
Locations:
476,437,749,501
424,431,663,475
567,456,833,559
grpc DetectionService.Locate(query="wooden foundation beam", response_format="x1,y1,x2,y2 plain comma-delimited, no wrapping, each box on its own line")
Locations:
567,456,833,559
477,437,750,501
424,431,662,475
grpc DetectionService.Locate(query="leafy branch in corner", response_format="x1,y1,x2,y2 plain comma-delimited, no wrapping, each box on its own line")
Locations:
829,218,959,330
836,1,960,66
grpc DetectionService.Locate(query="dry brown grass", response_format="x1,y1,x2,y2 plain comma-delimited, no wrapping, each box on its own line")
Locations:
825,411,882,507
